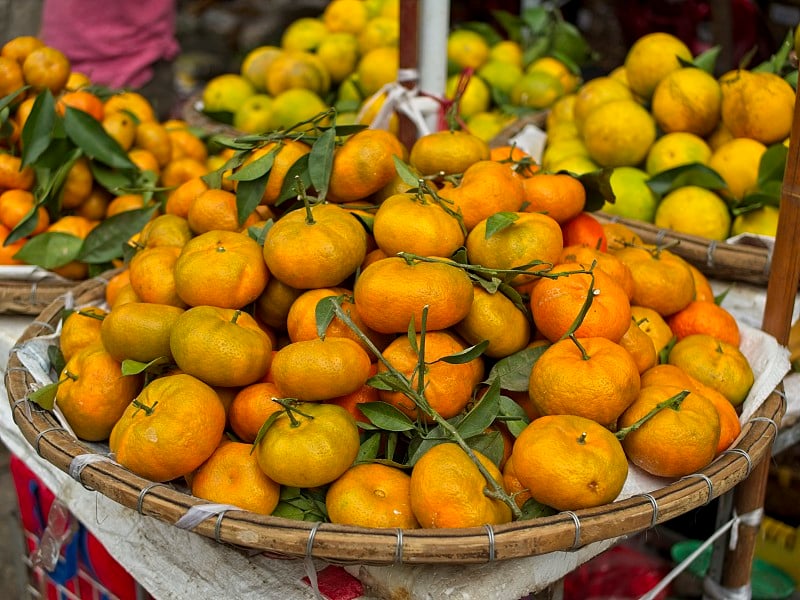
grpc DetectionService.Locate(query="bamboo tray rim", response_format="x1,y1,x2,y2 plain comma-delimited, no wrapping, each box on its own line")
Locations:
0,276,81,316
3,275,788,565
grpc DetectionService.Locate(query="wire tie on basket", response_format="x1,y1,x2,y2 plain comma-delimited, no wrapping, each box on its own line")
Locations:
640,493,659,528
483,524,496,561
678,473,714,504
136,482,168,515
748,415,778,439
564,511,581,549
28,281,39,303
34,426,68,456
68,453,114,490
174,503,242,531
29,320,56,333
393,528,404,564
728,507,763,551
655,228,667,245
705,240,718,268
304,522,324,600
702,578,751,600
721,448,753,478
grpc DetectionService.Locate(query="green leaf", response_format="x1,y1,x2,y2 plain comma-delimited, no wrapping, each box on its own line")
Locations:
366,371,399,391
658,336,678,365
308,126,336,201
435,340,488,365
89,161,137,193
121,356,168,376
491,10,524,43
320,123,368,136
47,345,66,377
276,154,311,205
29,381,60,410
407,425,446,466
550,20,593,67
78,205,158,263
228,148,276,182
356,433,381,462
785,70,798,90
0,86,28,112
456,382,501,439
21,89,56,167
757,143,788,188
14,232,83,269
359,402,416,432
691,46,721,74
519,498,557,520
577,168,615,212
250,409,283,452
6,204,44,245
235,174,269,226
646,163,727,197
466,430,504,467
520,7,551,34
484,212,518,238
314,295,339,339
248,219,272,245
393,155,421,188
484,345,548,392
522,38,550,68
407,318,418,355
63,106,137,169
499,394,530,438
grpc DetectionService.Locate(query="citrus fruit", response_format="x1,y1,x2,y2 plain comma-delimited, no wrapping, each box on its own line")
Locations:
477,60,522,96
21,45,70,93
316,32,359,83
227,382,284,443
240,45,282,91
59,307,107,363
719,69,795,145
618,317,658,374
511,414,628,510
254,402,360,488
447,29,490,70
446,72,491,118
327,463,420,529
323,0,369,34
100,302,185,363
667,300,740,346
357,46,398,96
510,71,564,110
454,286,531,359
327,128,406,202
265,50,330,96
191,441,280,515
613,246,695,316
645,132,712,176
408,129,490,176
707,137,767,202
281,17,328,51
109,373,227,482
630,305,675,355
654,186,731,241
232,94,273,133
521,173,586,224
602,166,658,222
128,245,185,308
624,32,693,100
269,88,329,131
410,442,512,528
202,74,255,113
582,99,656,167
572,76,633,130
731,205,779,237
651,67,722,136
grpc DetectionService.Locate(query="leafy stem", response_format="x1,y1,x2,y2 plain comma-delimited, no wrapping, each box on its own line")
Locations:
615,390,690,440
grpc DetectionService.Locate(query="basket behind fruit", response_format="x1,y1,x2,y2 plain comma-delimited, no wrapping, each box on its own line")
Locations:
3,274,787,565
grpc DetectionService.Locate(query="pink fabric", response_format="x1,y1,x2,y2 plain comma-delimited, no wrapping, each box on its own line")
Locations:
39,0,180,89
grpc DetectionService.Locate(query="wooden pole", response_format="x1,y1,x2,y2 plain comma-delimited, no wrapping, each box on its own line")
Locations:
719,80,800,591
398,0,420,150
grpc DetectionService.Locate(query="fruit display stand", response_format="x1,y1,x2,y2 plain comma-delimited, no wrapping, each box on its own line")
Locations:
0,267,82,316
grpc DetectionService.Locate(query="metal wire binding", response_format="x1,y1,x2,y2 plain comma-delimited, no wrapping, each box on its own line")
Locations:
748,416,778,439
484,524,496,561
136,482,168,515
640,493,659,528
679,473,714,504
564,511,581,549
29,320,56,333
214,510,230,543
706,240,718,267
303,522,324,600
68,453,114,491
394,528,404,564
655,229,667,245
305,521,321,558
35,426,67,456
722,448,753,479
28,282,39,303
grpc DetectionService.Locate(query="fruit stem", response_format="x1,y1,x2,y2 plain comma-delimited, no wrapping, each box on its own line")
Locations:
327,298,522,519
577,431,588,444
131,398,158,416
569,334,591,360
230,309,241,324
272,397,314,427
74,309,106,321
615,390,690,440
64,370,78,381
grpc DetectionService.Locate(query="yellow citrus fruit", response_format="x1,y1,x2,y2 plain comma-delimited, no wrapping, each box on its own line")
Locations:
327,463,420,529
265,50,330,97
624,32,693,100
602,166,658,222
645,132,712,176
104,91,156,123
613,246,696,316
630,305,675,354
707,137,767,202
202,74,255,113
323,0,369,34
59,307,107,363
541,138,590,171
232,94,273,133
572,76,633,131
254,402,360,488
316,32,359,83
358,16,399,54
240,45,282,91
510,70,564,110
410,442,512,528
512,414,628,510
357,46,398,96
731,205,779,237
22,45,70,94
268,88,328,131
527,56,580,94
654,186,731,241
489,39,523,67
651,66,722,136
719,69,795,145
454,285,531,359
446,72,491,118
281,17,328,52
582,99,656,167
100,302,185,363
477,60,523,96
408,129,490,176
447,29,490,70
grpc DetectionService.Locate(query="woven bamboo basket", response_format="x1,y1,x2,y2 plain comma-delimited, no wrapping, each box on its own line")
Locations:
592,212,772,286
0,277,79,316
2,274,787,566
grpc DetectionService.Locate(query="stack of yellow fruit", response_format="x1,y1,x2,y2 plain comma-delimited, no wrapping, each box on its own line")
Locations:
543,30,796,240
201,0,400,134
